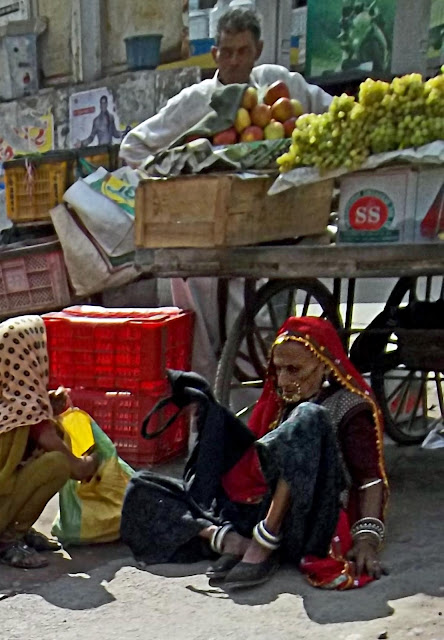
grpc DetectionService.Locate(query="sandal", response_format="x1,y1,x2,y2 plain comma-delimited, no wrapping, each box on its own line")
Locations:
24,529,62,552
223,554,280,590
223,520,282,590
0,541,49,569
206,553,242,580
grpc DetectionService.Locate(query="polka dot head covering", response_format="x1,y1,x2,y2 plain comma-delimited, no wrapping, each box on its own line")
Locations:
0,315,54,435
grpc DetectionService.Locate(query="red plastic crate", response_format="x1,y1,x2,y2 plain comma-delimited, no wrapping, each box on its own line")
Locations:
0,241,71,317
69,385,189,467
44,306,194,392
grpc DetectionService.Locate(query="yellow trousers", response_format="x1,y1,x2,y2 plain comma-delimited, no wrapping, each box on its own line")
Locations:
0,428,70,541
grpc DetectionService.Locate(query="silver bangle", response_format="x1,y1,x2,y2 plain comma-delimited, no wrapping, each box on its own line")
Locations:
358,479,383,491
352,529,382,546
350,517,385,541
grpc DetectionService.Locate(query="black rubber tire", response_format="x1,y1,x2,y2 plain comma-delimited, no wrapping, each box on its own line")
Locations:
215,278,342,408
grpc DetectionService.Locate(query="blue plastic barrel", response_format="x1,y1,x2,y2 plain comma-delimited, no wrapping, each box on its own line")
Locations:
125,34,163,70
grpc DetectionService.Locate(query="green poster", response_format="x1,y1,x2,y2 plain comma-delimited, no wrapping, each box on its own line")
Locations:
306,0,397,80
428,0,444,61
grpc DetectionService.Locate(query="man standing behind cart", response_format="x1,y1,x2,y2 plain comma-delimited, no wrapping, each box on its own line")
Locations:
120,8,332,385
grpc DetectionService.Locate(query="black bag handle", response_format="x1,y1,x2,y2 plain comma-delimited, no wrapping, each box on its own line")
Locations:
140,372,213,441
141,396,183,440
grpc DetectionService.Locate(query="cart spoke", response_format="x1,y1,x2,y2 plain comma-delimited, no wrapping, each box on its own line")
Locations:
265,300,280,333
252,326,270,362
405,375,427,434
301,290,312,317
385,374,407,404
285,288,295,318
237,348,253,367
229,380,252,391
236,400,260,419
392,373,415,422
436,372,444,416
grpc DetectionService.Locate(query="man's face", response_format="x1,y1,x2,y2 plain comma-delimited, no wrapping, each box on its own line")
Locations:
100,98,108,113
211,29,263,85
273,341,326,403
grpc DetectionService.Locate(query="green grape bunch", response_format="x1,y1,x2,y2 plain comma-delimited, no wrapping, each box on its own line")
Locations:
277,70,444,173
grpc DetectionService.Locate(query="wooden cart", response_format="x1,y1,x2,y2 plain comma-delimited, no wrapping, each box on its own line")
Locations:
135,242,444,445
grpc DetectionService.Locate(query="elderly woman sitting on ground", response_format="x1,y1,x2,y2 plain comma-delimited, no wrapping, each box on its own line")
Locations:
0,315,98,569
122,316,388,590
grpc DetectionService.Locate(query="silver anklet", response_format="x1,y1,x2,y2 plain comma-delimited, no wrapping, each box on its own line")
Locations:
210,523,233,555
252,520,282,551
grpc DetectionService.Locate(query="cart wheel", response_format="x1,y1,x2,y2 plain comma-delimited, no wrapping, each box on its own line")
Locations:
215,278,342,414
370,276,444,445
371,366,443,444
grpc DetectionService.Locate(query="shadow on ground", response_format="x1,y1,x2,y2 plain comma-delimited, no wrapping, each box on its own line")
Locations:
0,541,134,610
139,446,444,623
1,446,443,622
0,457,187,610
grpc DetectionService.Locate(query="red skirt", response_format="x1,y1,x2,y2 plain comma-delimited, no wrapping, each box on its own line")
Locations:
299,509,375,589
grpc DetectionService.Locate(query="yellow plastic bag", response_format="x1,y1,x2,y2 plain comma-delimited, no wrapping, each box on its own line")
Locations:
52,409,134,546
59,407,95,457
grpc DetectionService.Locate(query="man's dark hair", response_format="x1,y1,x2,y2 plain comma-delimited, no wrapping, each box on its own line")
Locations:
215,8,261,45
100,95,108,103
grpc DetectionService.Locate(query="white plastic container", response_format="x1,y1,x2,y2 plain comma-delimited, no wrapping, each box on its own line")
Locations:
189,9,210,40
291,6,307,66
229,0,256,9
209,0,231,38
292,6,307,36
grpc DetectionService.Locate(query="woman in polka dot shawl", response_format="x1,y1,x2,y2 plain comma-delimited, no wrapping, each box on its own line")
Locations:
0,315,98,569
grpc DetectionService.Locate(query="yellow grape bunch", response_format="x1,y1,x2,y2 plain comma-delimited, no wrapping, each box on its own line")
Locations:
277,70,444,173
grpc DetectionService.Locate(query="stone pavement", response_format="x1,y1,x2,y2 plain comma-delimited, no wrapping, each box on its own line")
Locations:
0,446,443,640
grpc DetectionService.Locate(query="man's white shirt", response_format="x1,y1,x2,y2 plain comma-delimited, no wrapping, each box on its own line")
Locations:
120,65,332,166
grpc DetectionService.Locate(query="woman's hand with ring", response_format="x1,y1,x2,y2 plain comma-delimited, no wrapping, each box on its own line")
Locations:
346,535,384,579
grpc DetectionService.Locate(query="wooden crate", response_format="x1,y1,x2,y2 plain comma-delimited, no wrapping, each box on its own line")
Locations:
135,173,334,248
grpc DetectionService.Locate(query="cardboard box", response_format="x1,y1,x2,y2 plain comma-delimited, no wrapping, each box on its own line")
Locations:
414,167,444,244
338,165,444,244
306,0,433,82
337,168,417,244
135,173,333,248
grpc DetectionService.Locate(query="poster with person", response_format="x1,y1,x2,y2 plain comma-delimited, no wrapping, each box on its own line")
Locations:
69,88,128,148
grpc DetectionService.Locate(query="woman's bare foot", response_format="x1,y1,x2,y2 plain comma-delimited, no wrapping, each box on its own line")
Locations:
222,531,250,556
241,537,271,565
199,525,250,556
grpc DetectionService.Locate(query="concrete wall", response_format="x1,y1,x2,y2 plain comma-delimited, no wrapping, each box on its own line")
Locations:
37,0,72,84
0,66,200,151
34,0,186,85
102,0,186,74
